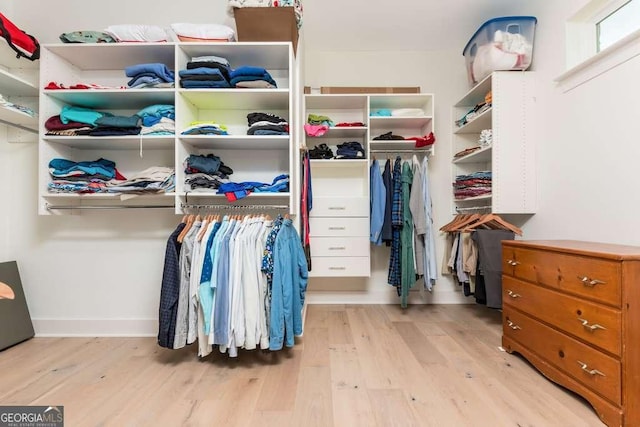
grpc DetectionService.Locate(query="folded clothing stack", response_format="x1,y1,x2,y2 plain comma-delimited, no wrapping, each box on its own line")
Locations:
230,66,277,88
217,174,290,201
170,23,235,42
307,114,333,127
308,143,334,159
180,55,231,88
125,63,175,89
247,112,288,135
335,141,365,159
105,167,175,193
373,131,405,140
47,157,121,193
184,154,234,192
453,171,492,199
181,122,228,136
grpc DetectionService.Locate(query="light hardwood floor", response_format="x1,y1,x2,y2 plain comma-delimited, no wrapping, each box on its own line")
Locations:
0,305,605,426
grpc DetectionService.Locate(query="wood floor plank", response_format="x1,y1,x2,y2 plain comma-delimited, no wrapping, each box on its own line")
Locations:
0,305,607,426
291,366,334,427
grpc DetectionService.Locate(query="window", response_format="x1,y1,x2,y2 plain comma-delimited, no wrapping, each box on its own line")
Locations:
597,0,640,51
557,0,640,90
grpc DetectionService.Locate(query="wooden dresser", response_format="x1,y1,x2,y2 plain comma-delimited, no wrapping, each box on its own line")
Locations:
501,240,640,427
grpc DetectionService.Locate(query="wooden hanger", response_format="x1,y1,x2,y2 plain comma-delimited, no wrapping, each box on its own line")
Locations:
196,216,209,242
449,213,483,232
440,214,470,232
0,281,15,300
463,213,523,236
177,214,195,243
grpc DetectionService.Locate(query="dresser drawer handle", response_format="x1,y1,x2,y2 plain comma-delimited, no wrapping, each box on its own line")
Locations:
577,276,606,287
328,207,346,210
328,227,346,231
329,267,346,271
507,260,521,266
328,247,346,251
507,320,521,330
577,361,606,377
578,318,607,332
507,290,521,298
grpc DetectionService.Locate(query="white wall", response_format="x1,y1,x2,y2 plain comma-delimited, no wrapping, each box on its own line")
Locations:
6,0,627,335
521,0,640,245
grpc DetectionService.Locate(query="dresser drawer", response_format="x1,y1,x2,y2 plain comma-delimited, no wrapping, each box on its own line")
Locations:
310,197,369,217
503,276,622,356
310,237,370,257
309,217,369,237
503,306,621,405
309,256,370,277
504,247,621,307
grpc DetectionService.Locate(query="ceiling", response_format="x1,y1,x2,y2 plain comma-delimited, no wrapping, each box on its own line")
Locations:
302,0,535,52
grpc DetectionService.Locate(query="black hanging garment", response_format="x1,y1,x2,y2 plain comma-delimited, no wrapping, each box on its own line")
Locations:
0,12,40,60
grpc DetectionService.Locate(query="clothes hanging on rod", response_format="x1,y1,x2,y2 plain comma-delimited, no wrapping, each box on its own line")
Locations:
300,151,313,269
439,213,519,308
158,213,308,357
371,154,437,308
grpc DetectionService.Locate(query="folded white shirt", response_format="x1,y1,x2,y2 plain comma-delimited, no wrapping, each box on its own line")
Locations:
171,23,235,41
104,25,168,42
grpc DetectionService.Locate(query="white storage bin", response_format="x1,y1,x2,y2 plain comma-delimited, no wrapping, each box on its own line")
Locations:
463,16,537,85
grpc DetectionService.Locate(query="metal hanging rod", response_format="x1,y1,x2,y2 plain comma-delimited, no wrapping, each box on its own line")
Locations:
370,149,432,154
180,203,290,210
46,204,175,210
455,205,492,212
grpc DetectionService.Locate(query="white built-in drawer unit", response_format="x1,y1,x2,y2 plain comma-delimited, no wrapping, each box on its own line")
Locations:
309,197,368,217
310,237,370,257
310,256,371,277
309,217,369,237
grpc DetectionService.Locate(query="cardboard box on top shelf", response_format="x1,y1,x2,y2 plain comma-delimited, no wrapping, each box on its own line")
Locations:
234,7,298,56
320,86,421,94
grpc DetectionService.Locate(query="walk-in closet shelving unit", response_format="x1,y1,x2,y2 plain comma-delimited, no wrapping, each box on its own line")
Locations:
0,42,39,136
303,93,434,277
175,43,293,215
38,42,295,215
451,71,536,214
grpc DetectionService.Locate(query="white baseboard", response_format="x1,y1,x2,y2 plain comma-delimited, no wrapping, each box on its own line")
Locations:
32,318,157,337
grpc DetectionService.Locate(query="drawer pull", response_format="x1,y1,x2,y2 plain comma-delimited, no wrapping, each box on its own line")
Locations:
577,361,606,377
577,276,606,287
507,260,521,266
328,227,346,231
578,318,607,332
328,207,346,210
328,247,346,251
507,320,521,330
329,267,346,271
507,290,521,298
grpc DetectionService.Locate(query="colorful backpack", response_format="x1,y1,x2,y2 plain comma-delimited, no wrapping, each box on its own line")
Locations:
0,12,40,61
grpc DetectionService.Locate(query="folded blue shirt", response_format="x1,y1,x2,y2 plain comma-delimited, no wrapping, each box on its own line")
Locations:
229,66,269,78
179,68,226,77
136,104,175,127
125,63,175,82
60,105,107,126
48,158,116,179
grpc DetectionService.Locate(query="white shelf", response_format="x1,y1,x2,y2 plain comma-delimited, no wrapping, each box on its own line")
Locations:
452,146,492,163
44,89,175,110
179,135,289,149
44,193,175,200
177,192,290,198
179,89,289,110
306,127,367,138
455,73,492,107
369,94,433,110
0,106,37,131
0,68,38,96
369,140,429,151
310,159,368,166
454,108,492,134
178,42,291,70
43,43,176,70
43,135,174,150
369,116,432,128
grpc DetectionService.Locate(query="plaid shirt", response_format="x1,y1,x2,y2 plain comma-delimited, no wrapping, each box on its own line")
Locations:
158,223,186,348
388,157,403,288
262,216,284,291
